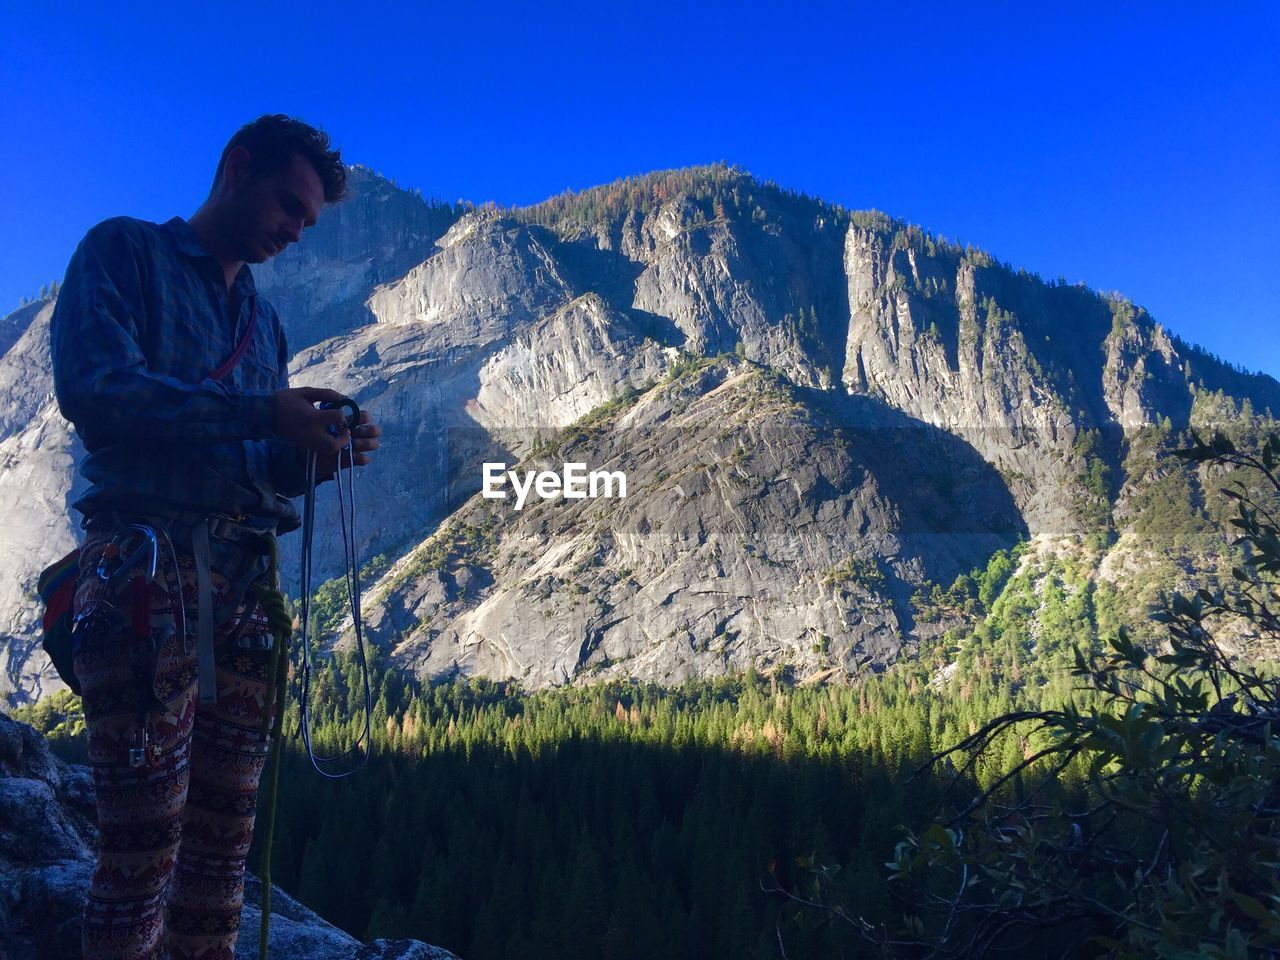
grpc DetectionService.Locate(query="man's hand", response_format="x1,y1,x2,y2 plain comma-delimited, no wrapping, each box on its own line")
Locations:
273,386,352,456
314,409,381,479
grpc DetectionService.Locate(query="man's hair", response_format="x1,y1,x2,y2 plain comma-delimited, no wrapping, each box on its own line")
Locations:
212,114,348,203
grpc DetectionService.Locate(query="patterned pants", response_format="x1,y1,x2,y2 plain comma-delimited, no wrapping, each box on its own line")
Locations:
72,526,277,960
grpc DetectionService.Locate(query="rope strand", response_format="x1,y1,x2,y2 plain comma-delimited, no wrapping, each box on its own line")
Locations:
253,428,371,960
252,539,292,960
298,440,373,776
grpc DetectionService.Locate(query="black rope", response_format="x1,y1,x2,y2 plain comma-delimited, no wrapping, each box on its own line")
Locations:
298,436,372,776
254,426,372,959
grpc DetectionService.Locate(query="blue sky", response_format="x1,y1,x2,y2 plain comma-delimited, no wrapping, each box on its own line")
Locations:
3,2,1277,374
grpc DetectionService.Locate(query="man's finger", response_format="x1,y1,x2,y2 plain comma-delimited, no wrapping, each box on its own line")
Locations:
298,386,347,403
320,408,348,424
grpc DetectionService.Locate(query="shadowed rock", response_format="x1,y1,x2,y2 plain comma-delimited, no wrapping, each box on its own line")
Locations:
0,711,456,960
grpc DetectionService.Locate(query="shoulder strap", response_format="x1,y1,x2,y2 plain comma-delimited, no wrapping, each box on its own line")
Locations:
209,295,258,382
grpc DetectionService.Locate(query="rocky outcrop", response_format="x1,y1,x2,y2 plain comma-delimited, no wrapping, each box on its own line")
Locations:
1101,301,1198,431
624,197,826,385
0,710,456,960
343,357,1023,687
275,214,670,598
843,228,1127,534
0,301,87,705
0,297,48,366
842,220,1280,531
367,212,573,342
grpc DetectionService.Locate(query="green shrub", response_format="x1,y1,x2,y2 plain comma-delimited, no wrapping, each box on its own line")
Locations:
784,430,1280,957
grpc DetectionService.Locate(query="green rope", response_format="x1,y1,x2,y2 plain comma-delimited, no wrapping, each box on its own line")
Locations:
250,537,293,960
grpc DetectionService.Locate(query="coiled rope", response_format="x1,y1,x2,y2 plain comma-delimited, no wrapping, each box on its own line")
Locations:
253,424,372,960
297,437,372,778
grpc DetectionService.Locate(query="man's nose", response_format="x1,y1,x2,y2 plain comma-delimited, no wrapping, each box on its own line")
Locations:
285,220,304,243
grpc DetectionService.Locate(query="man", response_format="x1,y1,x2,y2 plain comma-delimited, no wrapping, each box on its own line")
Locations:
50,114,381,960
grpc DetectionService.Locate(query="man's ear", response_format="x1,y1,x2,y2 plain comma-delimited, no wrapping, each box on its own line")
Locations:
221,146,253,190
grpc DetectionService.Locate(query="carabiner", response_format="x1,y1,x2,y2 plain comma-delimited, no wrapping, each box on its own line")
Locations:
97,524,159,588
320,397,360,437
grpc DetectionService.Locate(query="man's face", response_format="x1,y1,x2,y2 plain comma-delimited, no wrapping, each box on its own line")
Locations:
225,150,325,263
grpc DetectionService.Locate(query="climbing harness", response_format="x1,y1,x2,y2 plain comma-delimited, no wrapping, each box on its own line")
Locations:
70,521,190,768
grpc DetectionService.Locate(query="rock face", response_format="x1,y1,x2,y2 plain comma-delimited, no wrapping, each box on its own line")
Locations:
276,214,670,601
841,229,1095,533
4,163,1280,702
623,195,833,387
0,710,457,960
0,297,47,360
348,356,1023,687
0,300,89,705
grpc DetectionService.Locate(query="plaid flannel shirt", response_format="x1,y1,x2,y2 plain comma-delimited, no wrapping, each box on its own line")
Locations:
51,215,311,534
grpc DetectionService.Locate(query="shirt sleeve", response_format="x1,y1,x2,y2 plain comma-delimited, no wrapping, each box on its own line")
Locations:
50,220,277,447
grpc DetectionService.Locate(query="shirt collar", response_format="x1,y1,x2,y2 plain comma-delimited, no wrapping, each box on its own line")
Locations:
163,216,257,297
163,216,208,258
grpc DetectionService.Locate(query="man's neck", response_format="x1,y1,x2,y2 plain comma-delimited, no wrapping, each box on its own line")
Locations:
187,205,244,292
